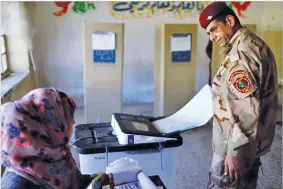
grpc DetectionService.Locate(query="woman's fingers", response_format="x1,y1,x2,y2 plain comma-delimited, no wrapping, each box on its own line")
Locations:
108,173,115,188
224,161,229,176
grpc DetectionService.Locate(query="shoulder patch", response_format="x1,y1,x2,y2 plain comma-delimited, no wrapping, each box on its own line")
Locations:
229,70,253,94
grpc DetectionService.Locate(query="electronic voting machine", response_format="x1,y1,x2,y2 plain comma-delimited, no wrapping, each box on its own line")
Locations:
111,85,213,145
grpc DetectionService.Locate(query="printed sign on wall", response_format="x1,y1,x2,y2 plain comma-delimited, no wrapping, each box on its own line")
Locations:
171,33,192,63
92,31,116,63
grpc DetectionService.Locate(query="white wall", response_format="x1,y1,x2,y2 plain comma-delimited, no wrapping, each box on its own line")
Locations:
32,2,268,107
262,1,283,31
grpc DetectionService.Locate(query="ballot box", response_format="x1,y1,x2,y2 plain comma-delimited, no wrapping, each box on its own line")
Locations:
73,122,182,189
74,85,213,189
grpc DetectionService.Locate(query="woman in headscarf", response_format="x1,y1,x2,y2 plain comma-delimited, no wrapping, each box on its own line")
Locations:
1,88,114,189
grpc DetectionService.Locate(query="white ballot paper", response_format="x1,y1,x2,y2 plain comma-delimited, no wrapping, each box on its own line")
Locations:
153,84,213,133
110,172,157,189
111,84,213,144
104,158,158,189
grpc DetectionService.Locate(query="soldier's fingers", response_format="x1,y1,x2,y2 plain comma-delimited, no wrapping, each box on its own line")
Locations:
238,168,243,179
108,173,115,188
235,171,239,181
224,163,229,175
229,167,234,180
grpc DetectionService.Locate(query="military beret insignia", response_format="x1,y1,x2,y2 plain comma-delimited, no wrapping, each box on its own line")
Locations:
229,70,252,93
207,15,213,20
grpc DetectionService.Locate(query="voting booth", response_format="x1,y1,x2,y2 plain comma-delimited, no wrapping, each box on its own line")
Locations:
73,85,213,189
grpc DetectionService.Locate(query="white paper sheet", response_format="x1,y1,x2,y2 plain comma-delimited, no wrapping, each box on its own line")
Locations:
92,31,115,50
113,172,157,189
171,34,191,52
137,172,157,189
102,172,157,189
153,84,213,133
113,181,142,189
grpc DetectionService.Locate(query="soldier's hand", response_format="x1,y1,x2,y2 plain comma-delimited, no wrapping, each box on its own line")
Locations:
224,155,245,181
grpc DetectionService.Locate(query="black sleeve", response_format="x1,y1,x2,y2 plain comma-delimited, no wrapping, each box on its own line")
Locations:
1,170,42,189
77,173,93,189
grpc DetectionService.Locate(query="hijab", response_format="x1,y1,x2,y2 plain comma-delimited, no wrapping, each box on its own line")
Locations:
1,88,81,189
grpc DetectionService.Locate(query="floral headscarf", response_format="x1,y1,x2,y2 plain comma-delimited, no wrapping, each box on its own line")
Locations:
1,88,81,189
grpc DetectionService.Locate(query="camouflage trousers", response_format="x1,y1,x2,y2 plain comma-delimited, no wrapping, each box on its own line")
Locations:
207,153,261,189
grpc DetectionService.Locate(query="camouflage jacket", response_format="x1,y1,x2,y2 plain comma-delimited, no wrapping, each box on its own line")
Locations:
212,27,278,159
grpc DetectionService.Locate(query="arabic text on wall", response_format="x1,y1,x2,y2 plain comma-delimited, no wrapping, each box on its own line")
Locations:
110,1,252,19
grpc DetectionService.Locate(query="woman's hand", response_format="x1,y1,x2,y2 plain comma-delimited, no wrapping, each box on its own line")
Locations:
90,173,114,189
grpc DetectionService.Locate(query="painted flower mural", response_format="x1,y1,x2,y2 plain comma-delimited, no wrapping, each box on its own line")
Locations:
53,1,252,19
53,1,96,16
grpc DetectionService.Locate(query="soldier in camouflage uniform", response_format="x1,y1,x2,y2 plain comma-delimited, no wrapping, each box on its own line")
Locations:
199,2,278,189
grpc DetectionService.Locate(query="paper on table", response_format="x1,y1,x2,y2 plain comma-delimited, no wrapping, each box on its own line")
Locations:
112,172,157,189
137,172,157,189
113,181,142,189
152,84,213,134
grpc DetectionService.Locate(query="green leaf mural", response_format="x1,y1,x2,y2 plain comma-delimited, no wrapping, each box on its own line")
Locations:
53,1,96,16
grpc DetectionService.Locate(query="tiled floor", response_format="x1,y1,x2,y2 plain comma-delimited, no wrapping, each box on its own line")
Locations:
73,103,282,189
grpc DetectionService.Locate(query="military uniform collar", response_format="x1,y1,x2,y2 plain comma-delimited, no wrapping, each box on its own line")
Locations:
219,27,248,55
